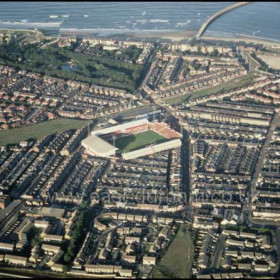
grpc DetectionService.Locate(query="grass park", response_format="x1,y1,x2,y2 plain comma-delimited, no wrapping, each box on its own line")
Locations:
0,37,143,92
111,130,167,154
151,223,194,279
0,118,90,146
164,72,257,105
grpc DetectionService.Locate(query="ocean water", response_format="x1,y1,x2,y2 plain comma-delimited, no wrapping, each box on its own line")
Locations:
205,2,280,42
0,2,279,41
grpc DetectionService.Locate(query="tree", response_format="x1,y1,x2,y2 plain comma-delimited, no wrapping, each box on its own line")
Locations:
80,200,88,209
211,49,219,57
64,253,71,263
194,63,200,70
67,245,76,257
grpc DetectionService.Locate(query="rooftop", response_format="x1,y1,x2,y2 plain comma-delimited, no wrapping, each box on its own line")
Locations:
82,135,118,157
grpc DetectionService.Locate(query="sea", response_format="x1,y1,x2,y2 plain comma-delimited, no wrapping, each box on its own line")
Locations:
0,1,279,42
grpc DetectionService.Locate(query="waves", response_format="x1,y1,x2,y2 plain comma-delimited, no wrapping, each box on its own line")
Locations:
0,2,278,41
150,19,169,23
0,21,61,28
136,20,147,24
175,20,192,27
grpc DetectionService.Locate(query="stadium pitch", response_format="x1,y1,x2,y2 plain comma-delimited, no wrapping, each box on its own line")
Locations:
111,130,168,154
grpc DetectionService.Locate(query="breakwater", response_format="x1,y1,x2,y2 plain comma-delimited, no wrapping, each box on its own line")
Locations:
196,2,250,39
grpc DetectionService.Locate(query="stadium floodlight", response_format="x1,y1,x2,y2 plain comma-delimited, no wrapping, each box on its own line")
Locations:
152,105,157,122
87,122,90,137
112,135,116,147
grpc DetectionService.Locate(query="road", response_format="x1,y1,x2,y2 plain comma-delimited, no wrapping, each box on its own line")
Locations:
0,200,23,239
182,132,191,204
248,113,280,209
210,235,226,269
40,38,59,49
0,272,31,278
272,228,280,275
244,50,274,76
91,221,124,261
138,45,157,92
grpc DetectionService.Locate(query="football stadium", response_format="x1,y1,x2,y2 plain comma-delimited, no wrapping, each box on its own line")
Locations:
82,119,182,160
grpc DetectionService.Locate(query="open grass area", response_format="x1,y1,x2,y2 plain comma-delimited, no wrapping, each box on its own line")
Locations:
0,118,90,146
257,52,280,70
151,223,194,279
0,39,142,92
165,72,257,105
112,130,167,154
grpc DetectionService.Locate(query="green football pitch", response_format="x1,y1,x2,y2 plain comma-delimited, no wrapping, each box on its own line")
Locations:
111,130,168,154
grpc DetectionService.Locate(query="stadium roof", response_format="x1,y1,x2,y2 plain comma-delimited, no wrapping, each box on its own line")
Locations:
122,138,182,160
82,135,118,157
92,118,149,136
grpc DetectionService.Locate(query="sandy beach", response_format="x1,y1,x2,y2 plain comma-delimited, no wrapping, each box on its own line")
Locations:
133,30,280,47
201,35,280,48
57,28,197,42
113,29,280,48
128,29,196,41
3,26,280,49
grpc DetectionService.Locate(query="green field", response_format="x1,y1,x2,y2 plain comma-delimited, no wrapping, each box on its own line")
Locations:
112,130,168,154
151,224,194,279
0,38,142,92
165,72,257,105
0,118,90,146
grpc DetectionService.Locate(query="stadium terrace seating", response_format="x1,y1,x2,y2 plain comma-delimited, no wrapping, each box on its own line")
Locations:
149,122,181,139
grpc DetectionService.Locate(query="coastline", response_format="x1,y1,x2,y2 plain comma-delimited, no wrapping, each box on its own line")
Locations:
201,34,280,48
2,27,280,48
130,30,280,47
120,29,280,47
113,29,196,41
58,28,197,41
59,28,280,47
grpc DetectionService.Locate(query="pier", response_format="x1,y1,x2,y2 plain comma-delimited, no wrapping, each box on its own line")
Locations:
196,2,250,39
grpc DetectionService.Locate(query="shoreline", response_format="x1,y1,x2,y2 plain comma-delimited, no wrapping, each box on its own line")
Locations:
2,27,280,47
201,34,280,48
58,28,197,41
54,29,280,47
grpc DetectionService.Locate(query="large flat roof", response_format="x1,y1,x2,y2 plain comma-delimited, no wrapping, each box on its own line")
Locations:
37,207,65,218
82,135,118,156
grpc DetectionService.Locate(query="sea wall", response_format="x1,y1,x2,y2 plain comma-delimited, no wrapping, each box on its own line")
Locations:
196,2,250,39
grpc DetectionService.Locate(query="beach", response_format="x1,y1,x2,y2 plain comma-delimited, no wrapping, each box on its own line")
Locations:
124,29,280,48
201,34,280,48
127,29,196,41
2,25,280,49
